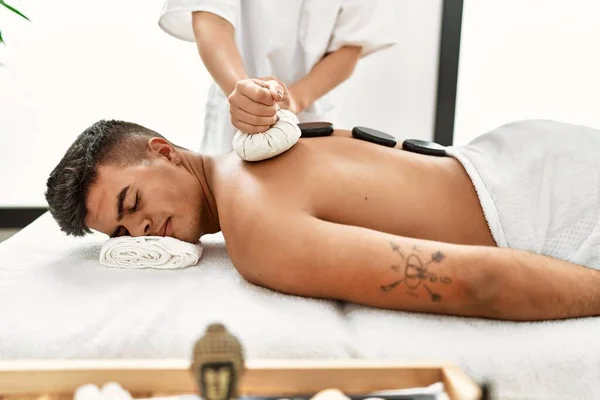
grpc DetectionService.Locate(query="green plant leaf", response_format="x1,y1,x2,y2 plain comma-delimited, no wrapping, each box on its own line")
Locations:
0,29,3,45
0,0,29,21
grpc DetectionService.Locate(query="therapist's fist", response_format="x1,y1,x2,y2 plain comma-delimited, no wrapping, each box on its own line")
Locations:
228,79,283,134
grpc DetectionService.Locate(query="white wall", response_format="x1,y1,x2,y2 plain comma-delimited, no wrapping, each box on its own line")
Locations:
454,0,600,145
0,0,441,207
332,1,442,139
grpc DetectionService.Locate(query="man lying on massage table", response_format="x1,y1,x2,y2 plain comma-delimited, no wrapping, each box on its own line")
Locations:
45,113,600,322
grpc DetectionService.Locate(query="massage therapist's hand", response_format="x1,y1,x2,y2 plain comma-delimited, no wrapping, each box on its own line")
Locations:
277,81,300,114
228,78,284,133
257,76,301,114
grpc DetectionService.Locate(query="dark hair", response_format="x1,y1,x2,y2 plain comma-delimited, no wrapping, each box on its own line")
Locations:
45,120,166,236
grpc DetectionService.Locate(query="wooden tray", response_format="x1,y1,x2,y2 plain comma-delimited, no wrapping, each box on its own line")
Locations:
0,359,480,400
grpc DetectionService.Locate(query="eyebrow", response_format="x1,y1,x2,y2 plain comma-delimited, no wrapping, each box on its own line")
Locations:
116,185,130,222
110,185,130,238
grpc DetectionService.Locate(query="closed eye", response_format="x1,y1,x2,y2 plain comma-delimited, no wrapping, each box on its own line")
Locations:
112,226,130,238
111,193,139,237
130,193,140,213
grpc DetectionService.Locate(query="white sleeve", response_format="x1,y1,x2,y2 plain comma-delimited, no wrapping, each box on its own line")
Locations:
326,0,398,58
158,0,240,42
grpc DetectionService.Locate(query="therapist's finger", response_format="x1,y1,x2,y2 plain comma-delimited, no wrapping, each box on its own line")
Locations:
230,92,278,117
257,75,284,85
264,79,284,102
230,80,273,107
257,77,285,102
241,79,276,105
230,105,278,127
231,119,271,134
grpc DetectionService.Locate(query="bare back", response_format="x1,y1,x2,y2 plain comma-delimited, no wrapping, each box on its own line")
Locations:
211,133,495,248
202,131,600,323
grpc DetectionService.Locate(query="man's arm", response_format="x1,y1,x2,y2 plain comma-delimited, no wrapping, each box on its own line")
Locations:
232,213,600,321
288,46,362,114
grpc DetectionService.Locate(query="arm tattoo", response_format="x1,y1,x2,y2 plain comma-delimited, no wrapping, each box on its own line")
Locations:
381,242,452,302
390,241,405,259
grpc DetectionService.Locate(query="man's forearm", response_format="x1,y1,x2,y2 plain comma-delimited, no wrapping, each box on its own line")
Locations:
364,239,600,321
192,11,247,95
478,247,600,321
290,46,362,113
372,239,600,321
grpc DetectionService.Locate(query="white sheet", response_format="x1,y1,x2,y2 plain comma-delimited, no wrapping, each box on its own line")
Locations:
0,213,353,359
1,213,599,399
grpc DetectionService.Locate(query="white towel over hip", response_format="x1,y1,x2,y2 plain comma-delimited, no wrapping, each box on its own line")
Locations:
446,120,600,270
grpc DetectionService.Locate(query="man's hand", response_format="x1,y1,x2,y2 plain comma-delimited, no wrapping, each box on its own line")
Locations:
228,79,284,133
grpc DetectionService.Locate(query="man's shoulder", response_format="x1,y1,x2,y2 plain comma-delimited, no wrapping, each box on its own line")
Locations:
212,152,310,268
217,177,273,252
219,199,281,284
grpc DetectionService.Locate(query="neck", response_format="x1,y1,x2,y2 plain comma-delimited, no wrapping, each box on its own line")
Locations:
181,151,221,235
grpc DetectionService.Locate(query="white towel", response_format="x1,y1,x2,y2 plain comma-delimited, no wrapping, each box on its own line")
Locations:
232,109,301,161
75,382,132,400
99,236,203,269
446,119,600,269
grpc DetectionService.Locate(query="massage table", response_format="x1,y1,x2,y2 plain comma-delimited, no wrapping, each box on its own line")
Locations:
1,213,598,399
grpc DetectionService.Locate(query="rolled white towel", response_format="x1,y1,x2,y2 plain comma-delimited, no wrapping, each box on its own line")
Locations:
232,108,301,162
99,236,203,270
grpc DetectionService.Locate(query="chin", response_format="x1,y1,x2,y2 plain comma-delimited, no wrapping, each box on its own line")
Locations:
170,232,200,244
178,230,202,244
169,217,202,243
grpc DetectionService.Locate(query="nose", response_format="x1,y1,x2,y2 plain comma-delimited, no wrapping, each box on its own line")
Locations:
125,216,152,237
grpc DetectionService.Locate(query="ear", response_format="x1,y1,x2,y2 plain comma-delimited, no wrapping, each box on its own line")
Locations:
147,137,181,164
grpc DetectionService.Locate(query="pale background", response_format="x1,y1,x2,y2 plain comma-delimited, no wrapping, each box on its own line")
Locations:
2,0,600,210
0,0,443,208
454,0,600,144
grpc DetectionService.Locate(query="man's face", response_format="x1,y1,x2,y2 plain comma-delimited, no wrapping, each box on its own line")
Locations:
85,153,204,243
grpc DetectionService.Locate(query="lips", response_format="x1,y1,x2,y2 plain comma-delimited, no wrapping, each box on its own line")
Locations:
160,218,171,237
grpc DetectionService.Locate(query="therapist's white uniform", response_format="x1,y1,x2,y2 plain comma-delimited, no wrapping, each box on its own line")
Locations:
159,0,397,154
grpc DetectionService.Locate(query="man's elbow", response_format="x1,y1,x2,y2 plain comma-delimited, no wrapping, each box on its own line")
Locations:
240,268,317,299
456,249,510,319
233,251,310,296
